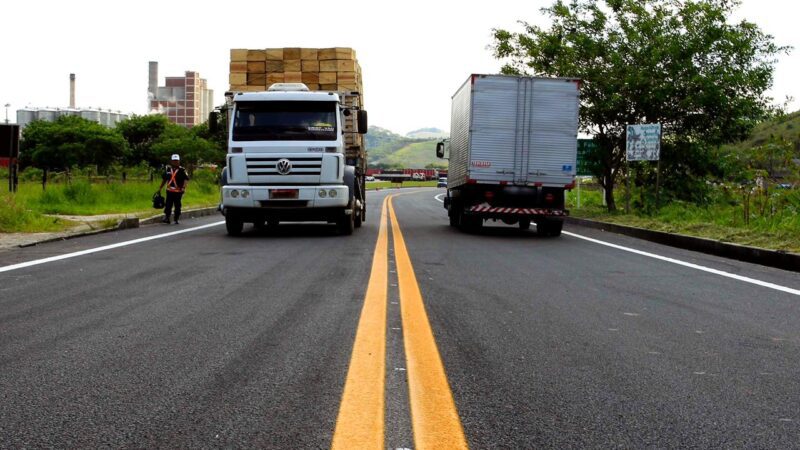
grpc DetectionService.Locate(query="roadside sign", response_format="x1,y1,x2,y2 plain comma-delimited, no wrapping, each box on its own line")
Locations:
576,139,595,176
626,123,661,161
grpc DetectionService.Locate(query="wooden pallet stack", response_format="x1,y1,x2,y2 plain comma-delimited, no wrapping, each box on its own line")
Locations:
229,47,363,94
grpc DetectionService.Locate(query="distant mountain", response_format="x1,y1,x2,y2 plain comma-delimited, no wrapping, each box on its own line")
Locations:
366,125,447,169
406,127,449,139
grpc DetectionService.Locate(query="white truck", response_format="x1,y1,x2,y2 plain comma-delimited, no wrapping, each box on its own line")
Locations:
437,74,580,236
211,83,368,235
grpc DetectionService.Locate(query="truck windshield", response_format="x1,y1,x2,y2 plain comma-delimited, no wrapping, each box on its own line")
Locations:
233,101,338,141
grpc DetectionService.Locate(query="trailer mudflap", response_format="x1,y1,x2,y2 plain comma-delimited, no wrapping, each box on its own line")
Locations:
468,203,568,217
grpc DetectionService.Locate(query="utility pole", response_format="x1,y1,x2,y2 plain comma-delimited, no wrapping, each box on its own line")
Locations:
3,103,9,124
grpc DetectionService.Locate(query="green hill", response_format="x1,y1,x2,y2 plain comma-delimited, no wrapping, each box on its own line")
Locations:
729,110,800,151
365,126,446,169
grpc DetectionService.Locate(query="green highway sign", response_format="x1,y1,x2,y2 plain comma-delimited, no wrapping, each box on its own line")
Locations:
577,139,596,176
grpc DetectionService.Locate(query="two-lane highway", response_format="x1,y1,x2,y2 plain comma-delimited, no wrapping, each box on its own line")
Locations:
1,188,799,448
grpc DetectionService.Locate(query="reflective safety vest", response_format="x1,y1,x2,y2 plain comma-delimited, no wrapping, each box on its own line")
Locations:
166,168,182,192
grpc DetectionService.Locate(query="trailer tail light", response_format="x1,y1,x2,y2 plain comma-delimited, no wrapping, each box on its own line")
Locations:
466,178,477,184
545,193,555,204
565,181,576,190
534,182,543,187
484,191,495,202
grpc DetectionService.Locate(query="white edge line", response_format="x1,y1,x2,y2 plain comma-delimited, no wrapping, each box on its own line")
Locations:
0,221,226,274
432,194,799,297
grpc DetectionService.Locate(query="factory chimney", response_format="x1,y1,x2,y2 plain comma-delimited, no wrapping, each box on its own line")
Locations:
69,73,76,108
148,61,158,99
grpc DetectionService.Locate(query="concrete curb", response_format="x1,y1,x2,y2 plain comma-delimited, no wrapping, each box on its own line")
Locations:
565,216,800,273
139,206,220,225
18,206,220,248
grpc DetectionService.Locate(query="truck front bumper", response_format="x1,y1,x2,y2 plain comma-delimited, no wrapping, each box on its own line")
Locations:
221,185,349,209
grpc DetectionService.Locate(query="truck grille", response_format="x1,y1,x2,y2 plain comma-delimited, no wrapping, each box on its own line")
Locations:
246,156,323,176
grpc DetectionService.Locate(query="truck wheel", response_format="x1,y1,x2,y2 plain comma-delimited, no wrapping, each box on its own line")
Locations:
519,218,531,231
354,207,363,228
549,220,563,237
338,210,354,235
449,211,459,227
226,214,243,236
536,219,563,237
461,214,482,233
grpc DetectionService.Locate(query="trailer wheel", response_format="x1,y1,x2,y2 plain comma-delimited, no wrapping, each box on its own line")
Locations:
226,214,243,236
519,218,531,231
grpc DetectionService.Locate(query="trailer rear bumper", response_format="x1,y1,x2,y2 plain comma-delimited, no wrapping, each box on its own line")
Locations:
467,204,568,218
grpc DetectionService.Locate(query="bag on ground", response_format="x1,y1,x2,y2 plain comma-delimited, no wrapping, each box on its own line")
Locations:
152,192,165,209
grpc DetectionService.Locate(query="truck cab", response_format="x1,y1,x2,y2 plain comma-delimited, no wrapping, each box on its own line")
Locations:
215,83,368,235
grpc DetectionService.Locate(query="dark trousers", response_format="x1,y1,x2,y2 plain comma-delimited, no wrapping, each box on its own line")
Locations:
164,191,183,219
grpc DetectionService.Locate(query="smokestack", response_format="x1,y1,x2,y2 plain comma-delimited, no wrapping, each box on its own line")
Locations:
148,61,158,99
69,73,76,108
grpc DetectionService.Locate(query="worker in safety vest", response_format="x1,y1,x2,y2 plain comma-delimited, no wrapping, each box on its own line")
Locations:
157,154,190,224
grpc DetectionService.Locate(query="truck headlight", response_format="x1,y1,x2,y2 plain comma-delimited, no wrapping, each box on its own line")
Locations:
230,189,239,198
328,189,337,198
319,189,327,198
241,189,249,198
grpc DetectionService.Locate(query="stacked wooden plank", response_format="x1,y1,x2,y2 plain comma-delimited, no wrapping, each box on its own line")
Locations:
229,47,366,169
229,47,363,94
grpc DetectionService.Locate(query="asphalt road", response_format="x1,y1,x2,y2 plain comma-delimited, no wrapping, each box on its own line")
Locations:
1,188,799,448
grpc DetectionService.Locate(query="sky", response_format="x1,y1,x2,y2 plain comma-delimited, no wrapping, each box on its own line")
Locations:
1,0,797,136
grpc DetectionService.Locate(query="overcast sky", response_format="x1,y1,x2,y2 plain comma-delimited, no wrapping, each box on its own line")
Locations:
1,0,796,135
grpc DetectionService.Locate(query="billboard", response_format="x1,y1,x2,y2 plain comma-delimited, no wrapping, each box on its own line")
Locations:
626,123,661,161
0,124,20,158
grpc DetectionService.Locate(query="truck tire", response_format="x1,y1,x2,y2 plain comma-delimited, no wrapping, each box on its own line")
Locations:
226,214,243,236
449,211,459,227
338,208,355,235
536,219,563,237
354,209,363,228
460,214,482,233
519,218,531,230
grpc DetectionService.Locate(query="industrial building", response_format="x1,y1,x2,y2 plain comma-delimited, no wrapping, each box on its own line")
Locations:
15,74,129,128
147,62,213,127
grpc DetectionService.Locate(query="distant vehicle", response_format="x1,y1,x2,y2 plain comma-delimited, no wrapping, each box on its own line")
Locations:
437,177,447,188
437,74,580,236
411,172,425,181
365,176,376,182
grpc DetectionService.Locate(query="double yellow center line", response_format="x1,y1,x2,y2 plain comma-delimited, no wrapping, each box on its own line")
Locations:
332,194,468,449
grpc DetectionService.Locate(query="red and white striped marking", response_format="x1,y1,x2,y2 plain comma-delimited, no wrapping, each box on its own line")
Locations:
469,204,566,216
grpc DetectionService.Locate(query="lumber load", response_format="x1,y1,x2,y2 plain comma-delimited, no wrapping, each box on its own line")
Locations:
228,47,363,95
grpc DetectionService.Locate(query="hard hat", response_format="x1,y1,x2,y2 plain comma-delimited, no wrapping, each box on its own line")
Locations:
171,154,180,161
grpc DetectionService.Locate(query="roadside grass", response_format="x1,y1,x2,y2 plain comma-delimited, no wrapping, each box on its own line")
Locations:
367,180,438,190
12,179,220,216
0,193,74,233
567,185,800,253
1,177,221,233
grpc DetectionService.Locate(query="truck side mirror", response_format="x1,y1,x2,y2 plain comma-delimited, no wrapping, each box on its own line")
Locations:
436,142,445,159
208,111,219,133
357,110,368,134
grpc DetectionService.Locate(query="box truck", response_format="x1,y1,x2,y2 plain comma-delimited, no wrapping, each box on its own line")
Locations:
437,74,580,236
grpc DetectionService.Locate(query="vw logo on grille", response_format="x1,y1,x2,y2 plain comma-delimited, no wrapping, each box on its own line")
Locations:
276,158,292,175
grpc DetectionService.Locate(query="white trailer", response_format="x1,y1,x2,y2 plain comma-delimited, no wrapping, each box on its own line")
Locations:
437,74,580,235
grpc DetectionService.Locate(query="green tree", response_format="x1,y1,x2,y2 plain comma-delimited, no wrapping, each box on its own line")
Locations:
116,114,173,169
20,116,128,189
151,125,221,174
492,0,788,210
